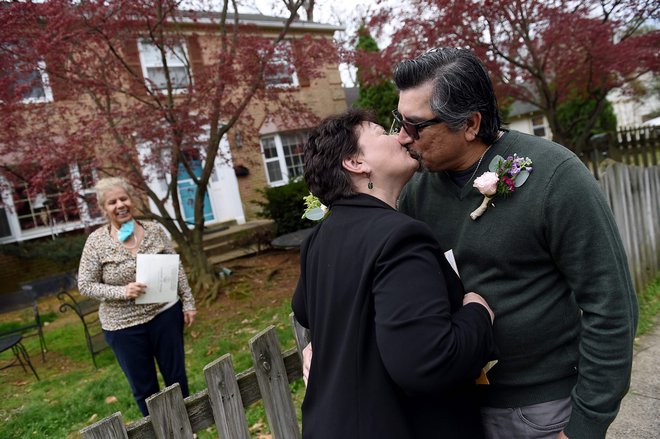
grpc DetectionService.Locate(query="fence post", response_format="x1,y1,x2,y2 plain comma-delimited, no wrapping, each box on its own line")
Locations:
203,353,251,439
79,412,129,439
146,383,194,439
250,326,301,439
640,167,660,286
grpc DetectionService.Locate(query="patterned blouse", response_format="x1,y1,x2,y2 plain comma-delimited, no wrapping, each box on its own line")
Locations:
78,221,196,331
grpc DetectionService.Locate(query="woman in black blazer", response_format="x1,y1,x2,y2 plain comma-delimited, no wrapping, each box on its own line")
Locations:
292,109,498,438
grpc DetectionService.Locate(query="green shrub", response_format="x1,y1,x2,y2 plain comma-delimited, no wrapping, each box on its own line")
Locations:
255,180,314,235
0,232,87,267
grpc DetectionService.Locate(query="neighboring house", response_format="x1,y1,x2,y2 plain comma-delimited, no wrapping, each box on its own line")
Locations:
608,73,660,128
504,73,660,139
503,101,553,140
0,12,346,245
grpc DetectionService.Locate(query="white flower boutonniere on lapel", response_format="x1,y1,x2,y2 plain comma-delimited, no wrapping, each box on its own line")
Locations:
470,154,533,220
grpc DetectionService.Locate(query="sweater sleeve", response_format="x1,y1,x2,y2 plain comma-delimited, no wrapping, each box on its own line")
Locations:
77,234,128,301
544,158,638,439
373,220,497,395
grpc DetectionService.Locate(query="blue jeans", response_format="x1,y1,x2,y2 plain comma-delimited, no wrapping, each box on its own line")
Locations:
104,301,189,416
481,397,572,439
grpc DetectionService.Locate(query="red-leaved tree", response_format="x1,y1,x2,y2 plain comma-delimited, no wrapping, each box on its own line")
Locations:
365,0,659,151
0,0,336,300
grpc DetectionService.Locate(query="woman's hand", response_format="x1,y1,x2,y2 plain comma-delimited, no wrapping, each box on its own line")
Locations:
463,292,495,324
125,282,147,300
184,310,197,327
302,343,313,387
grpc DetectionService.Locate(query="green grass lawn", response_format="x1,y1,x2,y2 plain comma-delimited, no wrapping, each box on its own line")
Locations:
636,273,660,337
0,250,304,438
0,297,304,438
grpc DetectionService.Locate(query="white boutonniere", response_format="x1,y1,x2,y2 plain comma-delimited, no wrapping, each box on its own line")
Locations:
302,192,328,221
470,154,533,220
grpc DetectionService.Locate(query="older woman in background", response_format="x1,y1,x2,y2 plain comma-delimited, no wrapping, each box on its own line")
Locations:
293,109,497,438
78,177,196,416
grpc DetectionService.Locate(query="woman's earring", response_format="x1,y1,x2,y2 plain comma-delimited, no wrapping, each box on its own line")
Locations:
368,174,374,190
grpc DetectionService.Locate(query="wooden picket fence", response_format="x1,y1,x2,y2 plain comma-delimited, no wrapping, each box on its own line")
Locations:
80,314,310,439
581,125,660,178
598,163,660,293
577,125,660,292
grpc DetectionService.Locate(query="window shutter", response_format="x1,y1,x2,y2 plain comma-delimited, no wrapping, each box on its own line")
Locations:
121,38,147,96
44,54,71,101
186,34,204,88
291,39,310,87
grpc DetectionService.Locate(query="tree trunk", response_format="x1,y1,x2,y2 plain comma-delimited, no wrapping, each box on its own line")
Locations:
173,233,221,304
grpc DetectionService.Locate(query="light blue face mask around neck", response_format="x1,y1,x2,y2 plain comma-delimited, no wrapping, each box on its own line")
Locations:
117,220,135,242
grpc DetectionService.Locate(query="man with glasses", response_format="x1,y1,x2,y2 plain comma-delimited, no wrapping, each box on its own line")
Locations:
394,48,638,439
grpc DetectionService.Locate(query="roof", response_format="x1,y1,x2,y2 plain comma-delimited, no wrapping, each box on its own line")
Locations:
642,116,660,126
507,101,542,118
176,10,344,32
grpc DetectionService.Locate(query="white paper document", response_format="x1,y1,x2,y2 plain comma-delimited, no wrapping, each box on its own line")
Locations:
135,254,179,304
444,249,460,277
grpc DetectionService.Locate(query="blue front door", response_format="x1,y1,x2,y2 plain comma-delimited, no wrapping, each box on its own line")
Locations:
177,160,214,224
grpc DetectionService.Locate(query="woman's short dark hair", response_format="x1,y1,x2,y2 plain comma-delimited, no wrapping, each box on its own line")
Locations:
304,109,376,206
392,47,501,144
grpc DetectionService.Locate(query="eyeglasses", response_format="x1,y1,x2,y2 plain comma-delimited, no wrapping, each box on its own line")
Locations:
390,109,444,140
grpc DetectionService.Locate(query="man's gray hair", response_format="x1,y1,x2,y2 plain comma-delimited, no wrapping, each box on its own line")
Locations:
393,47,501,144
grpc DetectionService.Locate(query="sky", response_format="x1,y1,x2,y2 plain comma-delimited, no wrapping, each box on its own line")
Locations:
180,0,387,86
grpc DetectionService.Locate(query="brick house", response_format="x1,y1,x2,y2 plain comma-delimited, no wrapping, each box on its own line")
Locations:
0,8,346,292
0,11,346,246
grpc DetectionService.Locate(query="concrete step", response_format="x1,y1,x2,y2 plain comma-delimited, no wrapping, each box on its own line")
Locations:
203,219,275,264
207,246,268,266
171,219,275,264
203,241,235,258
204,219,238,232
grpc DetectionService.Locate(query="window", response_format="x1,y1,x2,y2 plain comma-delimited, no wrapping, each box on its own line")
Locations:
1,42,53,103
8,59,54,104
138,40,190,91
264,41,298,88
281,132,305,179
261,137,284,183
531,116,546,137
12,171,80,232
260,131,307,185
73,162,102,220
8,163,100,236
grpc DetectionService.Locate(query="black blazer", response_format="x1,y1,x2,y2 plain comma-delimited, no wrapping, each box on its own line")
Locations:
293,194,497,439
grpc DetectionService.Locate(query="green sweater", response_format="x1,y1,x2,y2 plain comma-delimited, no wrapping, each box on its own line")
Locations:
399,130,638,439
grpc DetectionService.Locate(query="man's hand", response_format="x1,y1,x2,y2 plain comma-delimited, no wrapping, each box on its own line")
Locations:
556,431,569,439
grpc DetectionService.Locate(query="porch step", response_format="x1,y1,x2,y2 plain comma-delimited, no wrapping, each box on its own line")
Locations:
203,219,275,265
204,220,237,234
208,247,265,265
